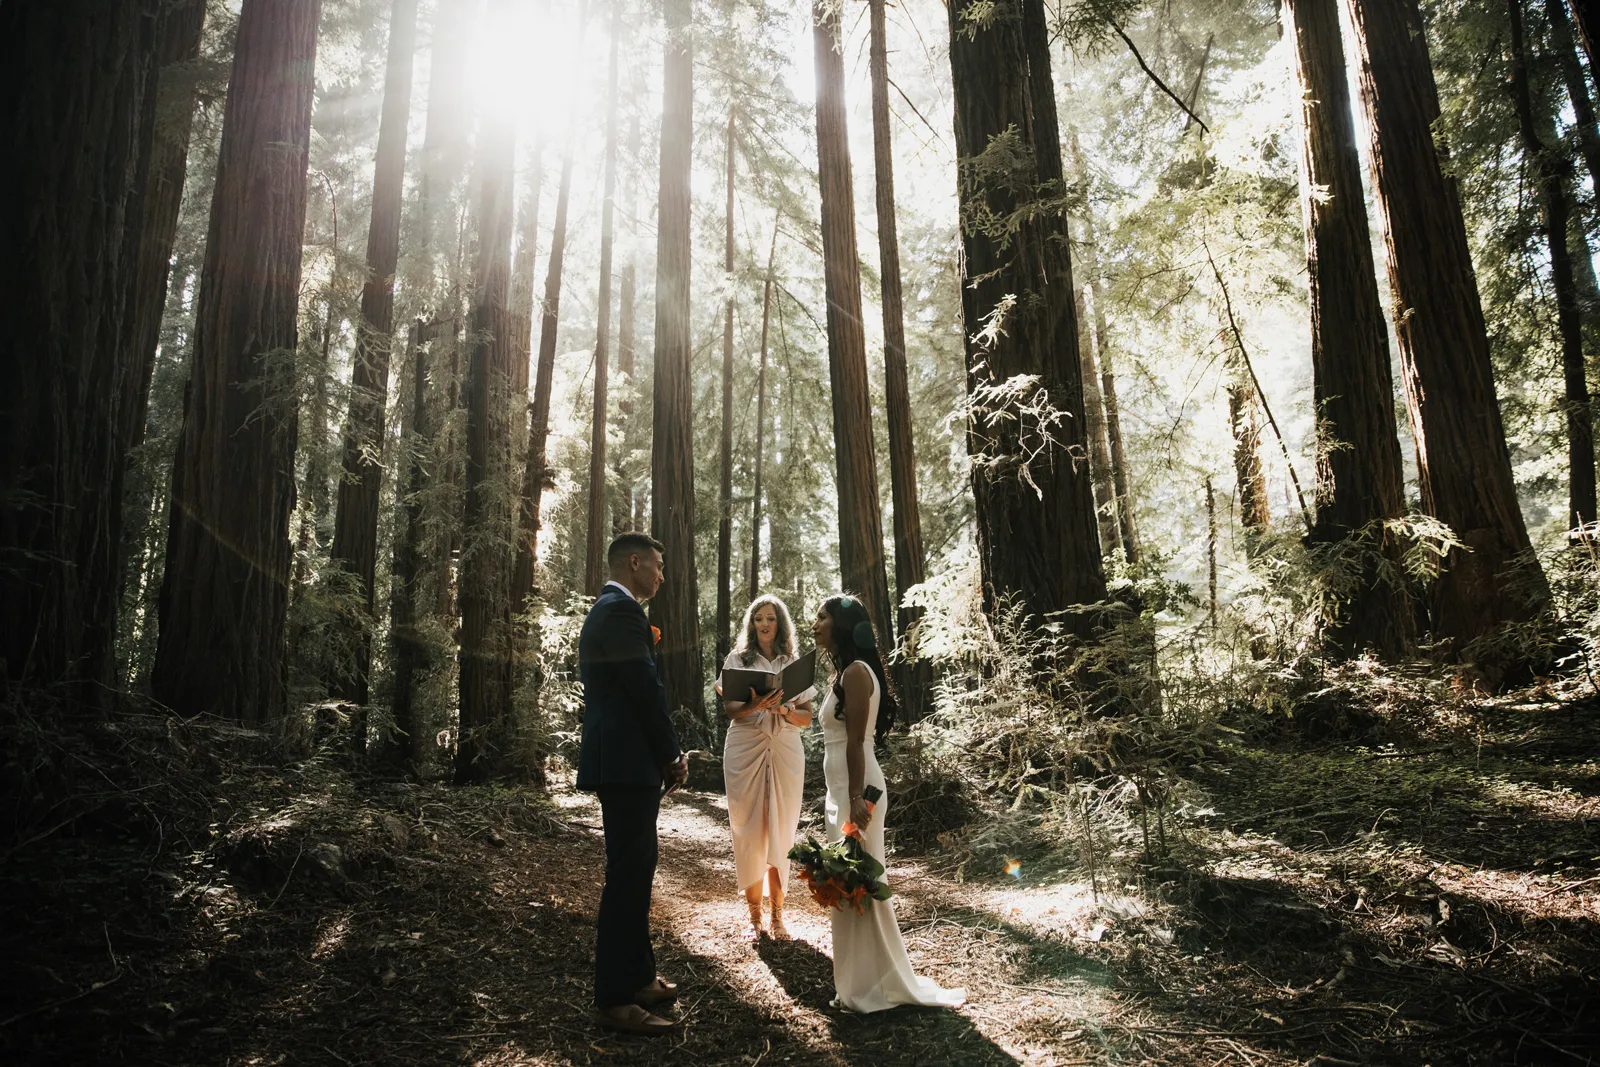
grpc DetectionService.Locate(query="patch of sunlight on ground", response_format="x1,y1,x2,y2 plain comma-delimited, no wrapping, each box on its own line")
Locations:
1481,776,1600,820
311,913,350,959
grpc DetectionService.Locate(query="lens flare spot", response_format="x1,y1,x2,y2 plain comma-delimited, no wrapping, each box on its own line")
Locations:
1005,858,1022,879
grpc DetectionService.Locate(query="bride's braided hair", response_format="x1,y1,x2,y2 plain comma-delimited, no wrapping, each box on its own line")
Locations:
820,593,897,748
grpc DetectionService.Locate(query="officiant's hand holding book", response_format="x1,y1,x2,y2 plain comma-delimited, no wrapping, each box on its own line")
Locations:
719,648,817,707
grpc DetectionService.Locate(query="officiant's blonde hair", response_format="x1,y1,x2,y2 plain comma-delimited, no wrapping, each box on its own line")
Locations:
734,594,798,665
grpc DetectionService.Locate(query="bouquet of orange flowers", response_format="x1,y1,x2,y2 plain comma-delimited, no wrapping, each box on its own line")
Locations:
788,785,891,914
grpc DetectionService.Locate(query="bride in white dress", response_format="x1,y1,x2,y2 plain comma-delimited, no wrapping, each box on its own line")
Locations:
810,594,965,1013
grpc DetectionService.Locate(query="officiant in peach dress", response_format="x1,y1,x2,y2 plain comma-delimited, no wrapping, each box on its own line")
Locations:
719,595,814,939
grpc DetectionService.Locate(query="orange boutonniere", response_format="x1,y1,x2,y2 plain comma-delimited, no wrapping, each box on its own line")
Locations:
650,625,661,645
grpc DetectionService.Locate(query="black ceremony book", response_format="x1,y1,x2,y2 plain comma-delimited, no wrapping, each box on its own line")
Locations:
720,649,817,705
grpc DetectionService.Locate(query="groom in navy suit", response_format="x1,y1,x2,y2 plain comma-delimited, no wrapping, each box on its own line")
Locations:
577,532,688,1035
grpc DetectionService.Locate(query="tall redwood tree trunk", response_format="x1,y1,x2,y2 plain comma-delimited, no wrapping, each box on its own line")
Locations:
651,0,705,721
815,0,896,648
868,0,930,717
456,5,520,783
614,110,641,537
1229,378,1271,547
1066,127,1139,566
330,0,420,708
119,0,208,459
512,67,582,613
0,1,160,696
749,229,777,601
152,0,322,722
1287,0,1413,658
390,0,474,747
584,0,624,597
1076,277,1121,556
715,109,737,667
1510,0,1596,532
1547,0,1600,207
1343,0,1548,661
947,0,1107,639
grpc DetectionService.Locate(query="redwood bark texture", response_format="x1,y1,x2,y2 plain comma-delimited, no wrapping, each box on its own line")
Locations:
1287,0,1413,658
584,0,623,598
1510,0,1596,531
331,0,420,705
0,0,160,694
815,0,896,648
869,0,931,717
1343,0,1547,655
456,49,519,783
947,0,1108,634
716,109,737,667
152,0,322,722
651,0,706,720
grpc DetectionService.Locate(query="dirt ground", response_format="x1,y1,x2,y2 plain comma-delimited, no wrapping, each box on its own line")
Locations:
2,690,1597,1066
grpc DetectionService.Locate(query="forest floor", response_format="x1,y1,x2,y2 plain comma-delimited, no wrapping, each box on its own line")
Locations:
2,685,1598,1067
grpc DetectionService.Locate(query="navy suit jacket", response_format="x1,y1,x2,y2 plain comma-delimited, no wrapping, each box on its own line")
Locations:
575,585,681,791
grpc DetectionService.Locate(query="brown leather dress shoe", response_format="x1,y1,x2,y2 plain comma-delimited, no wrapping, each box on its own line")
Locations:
595,1003,680,1035
633,976,679,1008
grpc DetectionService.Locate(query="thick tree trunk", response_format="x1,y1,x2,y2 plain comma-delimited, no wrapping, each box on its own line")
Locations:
152,0,321,722
749,229,777,602
119,0,208,460
584,2,623,597
947,0,1108,639
1287,0,1413,659
651,0,706,722
1343,0,1548,659
512,128,576,613
716,110,737,667
815,0,896,648
868,0,930,718
1511,0,1596,532
330,0,420,709
0,1,160,696
456,35,519,784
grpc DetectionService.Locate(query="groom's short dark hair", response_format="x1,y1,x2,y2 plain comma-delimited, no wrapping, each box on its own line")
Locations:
607,532,664,570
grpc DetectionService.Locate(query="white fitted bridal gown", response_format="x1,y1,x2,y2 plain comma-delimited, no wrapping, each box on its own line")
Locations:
820,670,965,1013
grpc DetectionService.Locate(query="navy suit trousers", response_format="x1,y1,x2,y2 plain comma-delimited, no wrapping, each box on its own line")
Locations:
594,786,661,1008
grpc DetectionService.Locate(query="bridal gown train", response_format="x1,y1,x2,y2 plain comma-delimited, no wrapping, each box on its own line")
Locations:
820,671,965,1013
